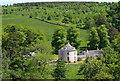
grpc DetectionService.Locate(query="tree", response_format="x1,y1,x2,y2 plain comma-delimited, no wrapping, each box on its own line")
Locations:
92,72,114,79
62,17,69,24
52,60,67,80
85,18,96,29
99,47,120,80
51,27,67,53
2,24,44,59
89,27,100,50
47,16,51,20
23,52,52,79
2,24,27,59
93,13,109,27
108,27,119,42
78,60,109,79
29,15,32,18
2,24,45,79
112,35,120,53
67,27,81,52
100,47,118,64
97,25,110,49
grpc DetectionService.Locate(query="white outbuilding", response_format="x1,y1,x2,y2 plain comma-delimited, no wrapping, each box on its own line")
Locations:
58,42,77,63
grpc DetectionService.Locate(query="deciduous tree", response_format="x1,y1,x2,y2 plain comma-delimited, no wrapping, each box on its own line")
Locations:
51,27,67,53
89,27,100,49
97,25,110,49
52,60,67,80
67,27,81,51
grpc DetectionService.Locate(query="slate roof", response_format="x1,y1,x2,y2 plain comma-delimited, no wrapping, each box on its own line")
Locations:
82,50,102,57
77,55,86,58
59,42,77,51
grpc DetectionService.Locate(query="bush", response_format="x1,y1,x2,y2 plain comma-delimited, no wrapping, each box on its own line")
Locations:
77,58,82,61
29,16,32,18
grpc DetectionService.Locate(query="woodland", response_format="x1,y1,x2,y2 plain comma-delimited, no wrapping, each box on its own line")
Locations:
1,1,120,80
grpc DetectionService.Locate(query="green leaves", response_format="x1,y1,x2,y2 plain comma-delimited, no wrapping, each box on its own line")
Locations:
92,71,114,79
89,25,110,49
78,60,109,79
98,25,110,49
23,53,52,79
99,47,120,79
2,24,47,79
89,27,100,49
52,26,67,53
52,60,67,80
52,26,81,53
67,27,81,50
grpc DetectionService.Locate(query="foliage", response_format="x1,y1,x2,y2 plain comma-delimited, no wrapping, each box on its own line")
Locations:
67,27,81,51
93,13,109,27
3,2,119,32
2,24,44,59
108,27,119,42
112,35,120,53
62,17,70,24
2,2,120,79
92,71,114,79
52,60,67,80
23,53,52,79
99,47,120,79
78,60,109,79
89,27,100,49
97,25,110,49
2,24,53,79
77,58,82,61
100,47,118,64
51,26,67,53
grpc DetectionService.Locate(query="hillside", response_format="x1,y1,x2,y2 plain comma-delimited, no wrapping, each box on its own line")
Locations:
2,15,89,47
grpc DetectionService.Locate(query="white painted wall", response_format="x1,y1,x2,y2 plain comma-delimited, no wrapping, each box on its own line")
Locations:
58,50,77,63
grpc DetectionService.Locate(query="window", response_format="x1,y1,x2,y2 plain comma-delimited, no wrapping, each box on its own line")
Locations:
67,57,69,61
67,52,69,55
74,52,76,55
74,57,76,60
64,47,67,50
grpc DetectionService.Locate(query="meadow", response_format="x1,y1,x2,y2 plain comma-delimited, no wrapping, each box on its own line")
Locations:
2,14,89,79
2,15,89,47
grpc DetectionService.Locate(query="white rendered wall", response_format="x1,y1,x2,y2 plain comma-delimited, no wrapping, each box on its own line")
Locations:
58,50,77,63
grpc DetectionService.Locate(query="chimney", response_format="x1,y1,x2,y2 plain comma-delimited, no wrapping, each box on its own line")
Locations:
97,47,99,51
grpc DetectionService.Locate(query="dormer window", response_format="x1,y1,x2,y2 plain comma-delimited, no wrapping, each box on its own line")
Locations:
64,47,67,50
72,47,75,50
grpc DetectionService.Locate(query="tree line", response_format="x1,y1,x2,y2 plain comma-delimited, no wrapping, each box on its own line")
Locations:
2,2,120,31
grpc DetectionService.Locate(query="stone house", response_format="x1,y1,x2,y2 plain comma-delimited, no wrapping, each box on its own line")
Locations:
79,48,102,59
58,42,77,63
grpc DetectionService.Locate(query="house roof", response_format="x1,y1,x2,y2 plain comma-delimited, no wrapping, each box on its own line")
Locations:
84,50,100,54
59,42,77,51
82,50,102,57
77,55,86,58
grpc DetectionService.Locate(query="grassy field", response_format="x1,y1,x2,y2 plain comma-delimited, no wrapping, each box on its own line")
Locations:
49,54,83,79
2,15,87,78
2,15,59,40
2,15,89,47
66,62,83,79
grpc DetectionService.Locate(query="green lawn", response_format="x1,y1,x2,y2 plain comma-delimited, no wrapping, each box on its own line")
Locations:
2,15,89,47
66,63,83,79
2,15,59,40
